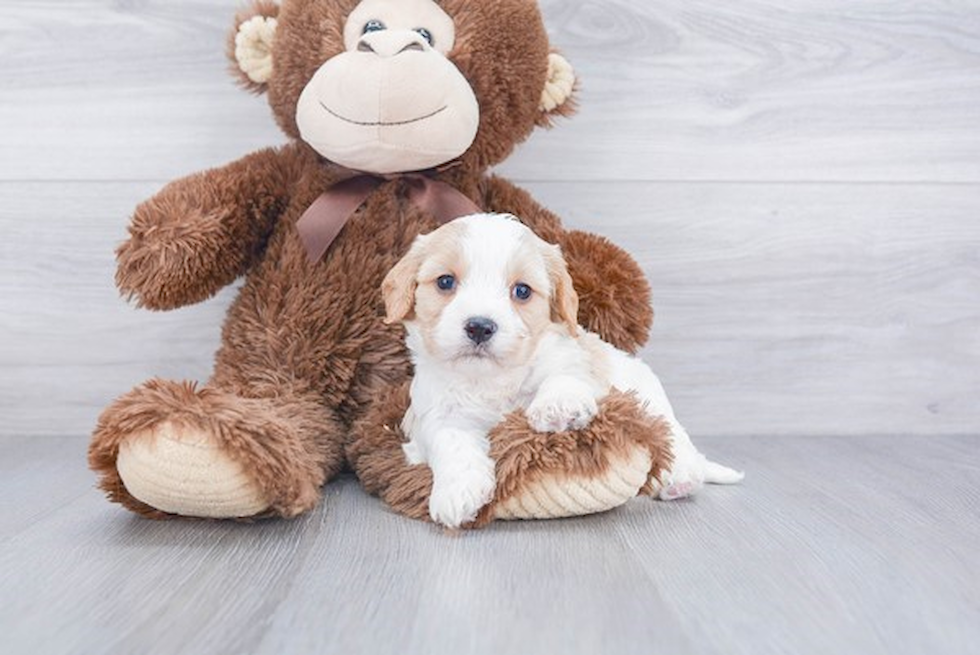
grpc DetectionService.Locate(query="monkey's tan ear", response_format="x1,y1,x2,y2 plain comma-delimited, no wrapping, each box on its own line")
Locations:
537,52,578,127
228,1,280,93
382,237,428,325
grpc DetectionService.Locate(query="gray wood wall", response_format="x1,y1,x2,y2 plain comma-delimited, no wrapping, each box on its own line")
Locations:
1,0,978,439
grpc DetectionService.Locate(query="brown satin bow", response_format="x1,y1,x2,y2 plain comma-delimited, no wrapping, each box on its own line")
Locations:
296,173,482,263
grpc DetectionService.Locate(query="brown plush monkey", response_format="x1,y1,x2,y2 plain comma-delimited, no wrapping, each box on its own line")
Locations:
89,0,671,523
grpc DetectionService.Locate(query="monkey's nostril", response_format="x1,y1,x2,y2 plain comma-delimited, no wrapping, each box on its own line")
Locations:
358,32,428,58
464,318,498,345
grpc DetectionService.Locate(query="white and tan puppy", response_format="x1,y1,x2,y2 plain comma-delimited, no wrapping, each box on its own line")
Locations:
383,214,744,528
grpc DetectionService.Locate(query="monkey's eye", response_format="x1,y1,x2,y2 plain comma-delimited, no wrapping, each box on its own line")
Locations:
363,19,387,34
436,275,456,292
512,283,533,302
414,27,434,46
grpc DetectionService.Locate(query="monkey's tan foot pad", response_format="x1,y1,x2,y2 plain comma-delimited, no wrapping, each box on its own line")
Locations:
116,422,271,519
492,444,652,520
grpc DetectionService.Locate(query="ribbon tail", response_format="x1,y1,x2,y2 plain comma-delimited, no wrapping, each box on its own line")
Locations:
296,176,382,263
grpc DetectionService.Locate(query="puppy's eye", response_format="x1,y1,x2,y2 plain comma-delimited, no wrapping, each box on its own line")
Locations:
414,27,434,46
436,275,456,292
512,283,533,302
363,19,387,34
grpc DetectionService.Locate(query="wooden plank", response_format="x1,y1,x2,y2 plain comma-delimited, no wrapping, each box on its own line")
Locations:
1,435,977,655
1,1,979,182
613,434,980,655
1,180,977,438
543,181,980,437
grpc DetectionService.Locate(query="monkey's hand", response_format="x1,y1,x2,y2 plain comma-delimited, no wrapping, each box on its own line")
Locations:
479,176,653,353
116,147,292,310
559,230,653,354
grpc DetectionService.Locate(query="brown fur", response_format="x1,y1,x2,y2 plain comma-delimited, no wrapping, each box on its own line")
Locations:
90,378,344,518
347,383,672,528
478,176,654,354
90,0,661,522
558,230,654,354
474,389,673,527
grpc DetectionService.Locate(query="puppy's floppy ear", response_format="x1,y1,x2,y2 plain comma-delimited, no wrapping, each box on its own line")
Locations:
228,1,280,94
382,236,428,324
544,243,580,336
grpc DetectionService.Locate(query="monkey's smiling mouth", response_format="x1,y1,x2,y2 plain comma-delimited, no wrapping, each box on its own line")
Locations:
320,102,448,127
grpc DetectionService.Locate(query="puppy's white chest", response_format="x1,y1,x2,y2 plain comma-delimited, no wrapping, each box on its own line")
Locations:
437,376,527,424
404,366,529,441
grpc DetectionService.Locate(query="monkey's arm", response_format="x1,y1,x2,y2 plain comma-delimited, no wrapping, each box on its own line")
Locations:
116,146,297,310
480,175,653,353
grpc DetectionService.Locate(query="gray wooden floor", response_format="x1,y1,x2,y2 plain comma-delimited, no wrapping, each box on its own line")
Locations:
2,435,978,655
2,1,979,653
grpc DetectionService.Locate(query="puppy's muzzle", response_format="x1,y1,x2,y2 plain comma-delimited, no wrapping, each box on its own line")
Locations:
464,317,497,345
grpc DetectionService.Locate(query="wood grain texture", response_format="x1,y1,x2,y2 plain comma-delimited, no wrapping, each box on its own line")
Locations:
2,1,977,437
1,435,978,655
2,4,978,653
1,1,979,182
2,181,977,438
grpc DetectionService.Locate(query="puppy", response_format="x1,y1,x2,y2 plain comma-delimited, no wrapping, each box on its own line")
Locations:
382,214,744,528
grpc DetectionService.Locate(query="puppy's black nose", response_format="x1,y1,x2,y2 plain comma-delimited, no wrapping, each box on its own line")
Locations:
464,317,497,345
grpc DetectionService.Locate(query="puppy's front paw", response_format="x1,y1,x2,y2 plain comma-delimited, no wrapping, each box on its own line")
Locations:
526,390,598,433
659,448,707,501
429,466,496,529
